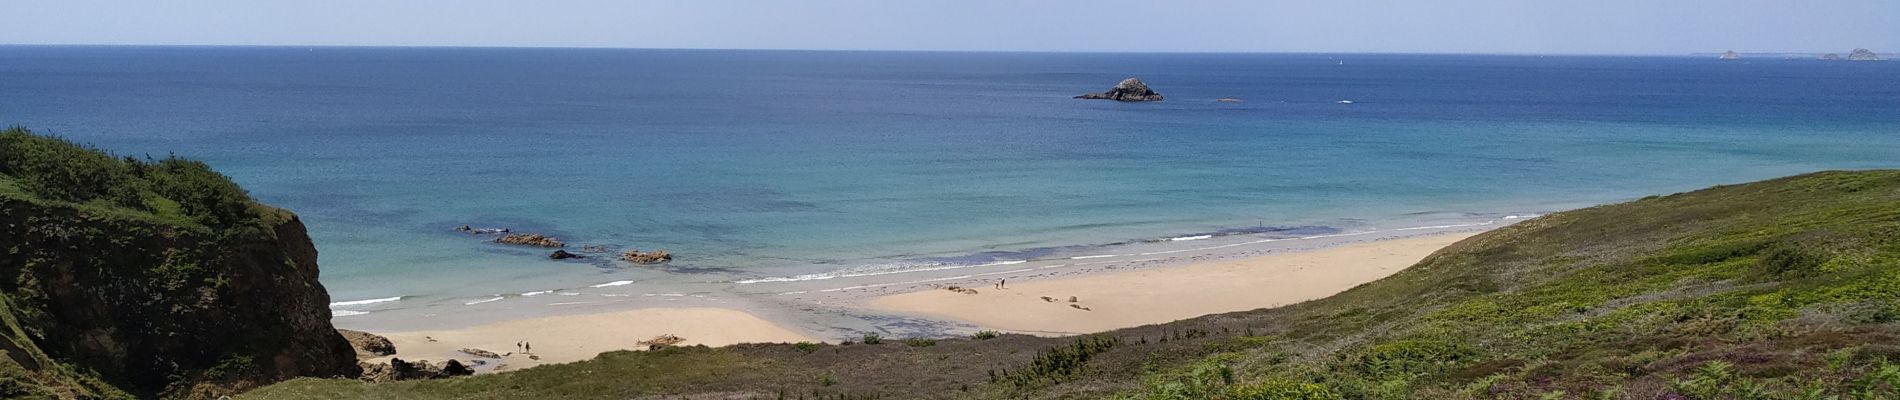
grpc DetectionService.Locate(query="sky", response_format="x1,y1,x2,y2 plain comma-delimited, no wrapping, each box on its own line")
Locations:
2,0,1895,54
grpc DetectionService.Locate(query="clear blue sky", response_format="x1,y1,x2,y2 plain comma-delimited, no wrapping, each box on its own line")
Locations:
3,0,1894,54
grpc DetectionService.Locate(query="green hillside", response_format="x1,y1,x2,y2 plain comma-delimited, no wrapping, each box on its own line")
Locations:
245,169,1900,399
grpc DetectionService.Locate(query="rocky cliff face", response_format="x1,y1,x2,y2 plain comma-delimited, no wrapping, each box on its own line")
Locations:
0,128,358,399
0,199,360,398
1074,78,1165,102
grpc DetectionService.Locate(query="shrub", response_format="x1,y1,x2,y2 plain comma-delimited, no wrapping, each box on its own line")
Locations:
1000,335,1121,388
903,338,936,347
972,330,1001,340
0,128,144,207
0,128,263,229
860,333,882,345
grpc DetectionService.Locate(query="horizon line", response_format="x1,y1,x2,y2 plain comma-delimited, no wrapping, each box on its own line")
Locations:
1,42,1840,57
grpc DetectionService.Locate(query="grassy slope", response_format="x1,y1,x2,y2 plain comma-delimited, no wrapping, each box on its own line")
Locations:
251,170,1900,399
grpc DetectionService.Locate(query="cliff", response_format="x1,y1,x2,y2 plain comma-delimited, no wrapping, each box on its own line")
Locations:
0,128,358,399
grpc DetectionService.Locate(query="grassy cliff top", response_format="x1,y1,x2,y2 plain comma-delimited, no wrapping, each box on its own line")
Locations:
246,170,1900,399
0,127,286,230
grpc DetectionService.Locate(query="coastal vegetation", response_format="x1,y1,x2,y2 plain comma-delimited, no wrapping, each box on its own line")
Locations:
1,127,357,399
245,169,1900,398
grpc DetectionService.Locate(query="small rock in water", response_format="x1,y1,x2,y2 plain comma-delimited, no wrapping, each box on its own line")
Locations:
548,249,583,260
496,233,564,247
622,249,673,264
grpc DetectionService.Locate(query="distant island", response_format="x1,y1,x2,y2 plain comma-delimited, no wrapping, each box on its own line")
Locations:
1074,78,1165,102
1846,48,1885,61
1699,49,1885,61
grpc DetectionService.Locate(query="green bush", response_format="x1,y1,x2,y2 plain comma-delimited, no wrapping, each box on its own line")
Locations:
0,128,144,207
0,128,263,229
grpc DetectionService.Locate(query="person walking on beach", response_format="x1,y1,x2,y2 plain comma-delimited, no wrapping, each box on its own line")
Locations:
516,341,523,353
999,279,1006,289
525,342,532,354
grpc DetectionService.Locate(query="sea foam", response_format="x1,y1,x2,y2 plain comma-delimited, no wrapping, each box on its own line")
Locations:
330,296,402,307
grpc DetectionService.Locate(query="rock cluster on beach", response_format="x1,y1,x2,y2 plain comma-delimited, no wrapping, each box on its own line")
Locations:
357,358,474,382
458,348,503,359
638,334,687,350
1075,78,1164,102
622,249,673,264
495,233,565,247
338,329,397,358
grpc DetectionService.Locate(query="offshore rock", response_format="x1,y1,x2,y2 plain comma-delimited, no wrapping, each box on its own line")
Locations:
549,249,583,260
1074,78,1164,102
496,233,564,247
622,249,673,264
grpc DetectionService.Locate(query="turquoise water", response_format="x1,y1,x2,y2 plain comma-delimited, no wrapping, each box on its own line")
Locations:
4,47,1897,305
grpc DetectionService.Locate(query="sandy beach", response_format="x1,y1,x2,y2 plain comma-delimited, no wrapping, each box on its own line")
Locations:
865,232,1476,335
364,307,814,373
336,228,1493,373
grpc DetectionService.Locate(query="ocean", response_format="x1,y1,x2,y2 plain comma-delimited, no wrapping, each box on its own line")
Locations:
4,46,1897,315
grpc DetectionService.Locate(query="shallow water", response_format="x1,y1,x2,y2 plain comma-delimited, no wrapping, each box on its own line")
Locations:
4,47,1897,314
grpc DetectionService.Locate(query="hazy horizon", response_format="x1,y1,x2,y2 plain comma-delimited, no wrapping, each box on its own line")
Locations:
4,1,1895,55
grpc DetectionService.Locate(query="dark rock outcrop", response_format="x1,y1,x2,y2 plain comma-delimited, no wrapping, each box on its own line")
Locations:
1848,48,1884,61
357,358,474,383
621,249,673,264
549,249,583,260
1074,78,1164,102
338,329,397,358
0,198,360,399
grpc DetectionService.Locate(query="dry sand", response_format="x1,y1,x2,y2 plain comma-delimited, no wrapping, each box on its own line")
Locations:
866,232,1476,335
366,307,814,372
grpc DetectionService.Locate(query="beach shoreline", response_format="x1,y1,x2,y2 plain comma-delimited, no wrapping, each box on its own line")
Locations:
333,221,1505,373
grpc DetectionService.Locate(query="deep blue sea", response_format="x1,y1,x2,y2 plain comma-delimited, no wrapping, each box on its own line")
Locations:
4,46,1897,306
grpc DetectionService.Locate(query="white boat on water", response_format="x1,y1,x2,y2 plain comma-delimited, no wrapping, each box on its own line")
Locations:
1337,100,1355,104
